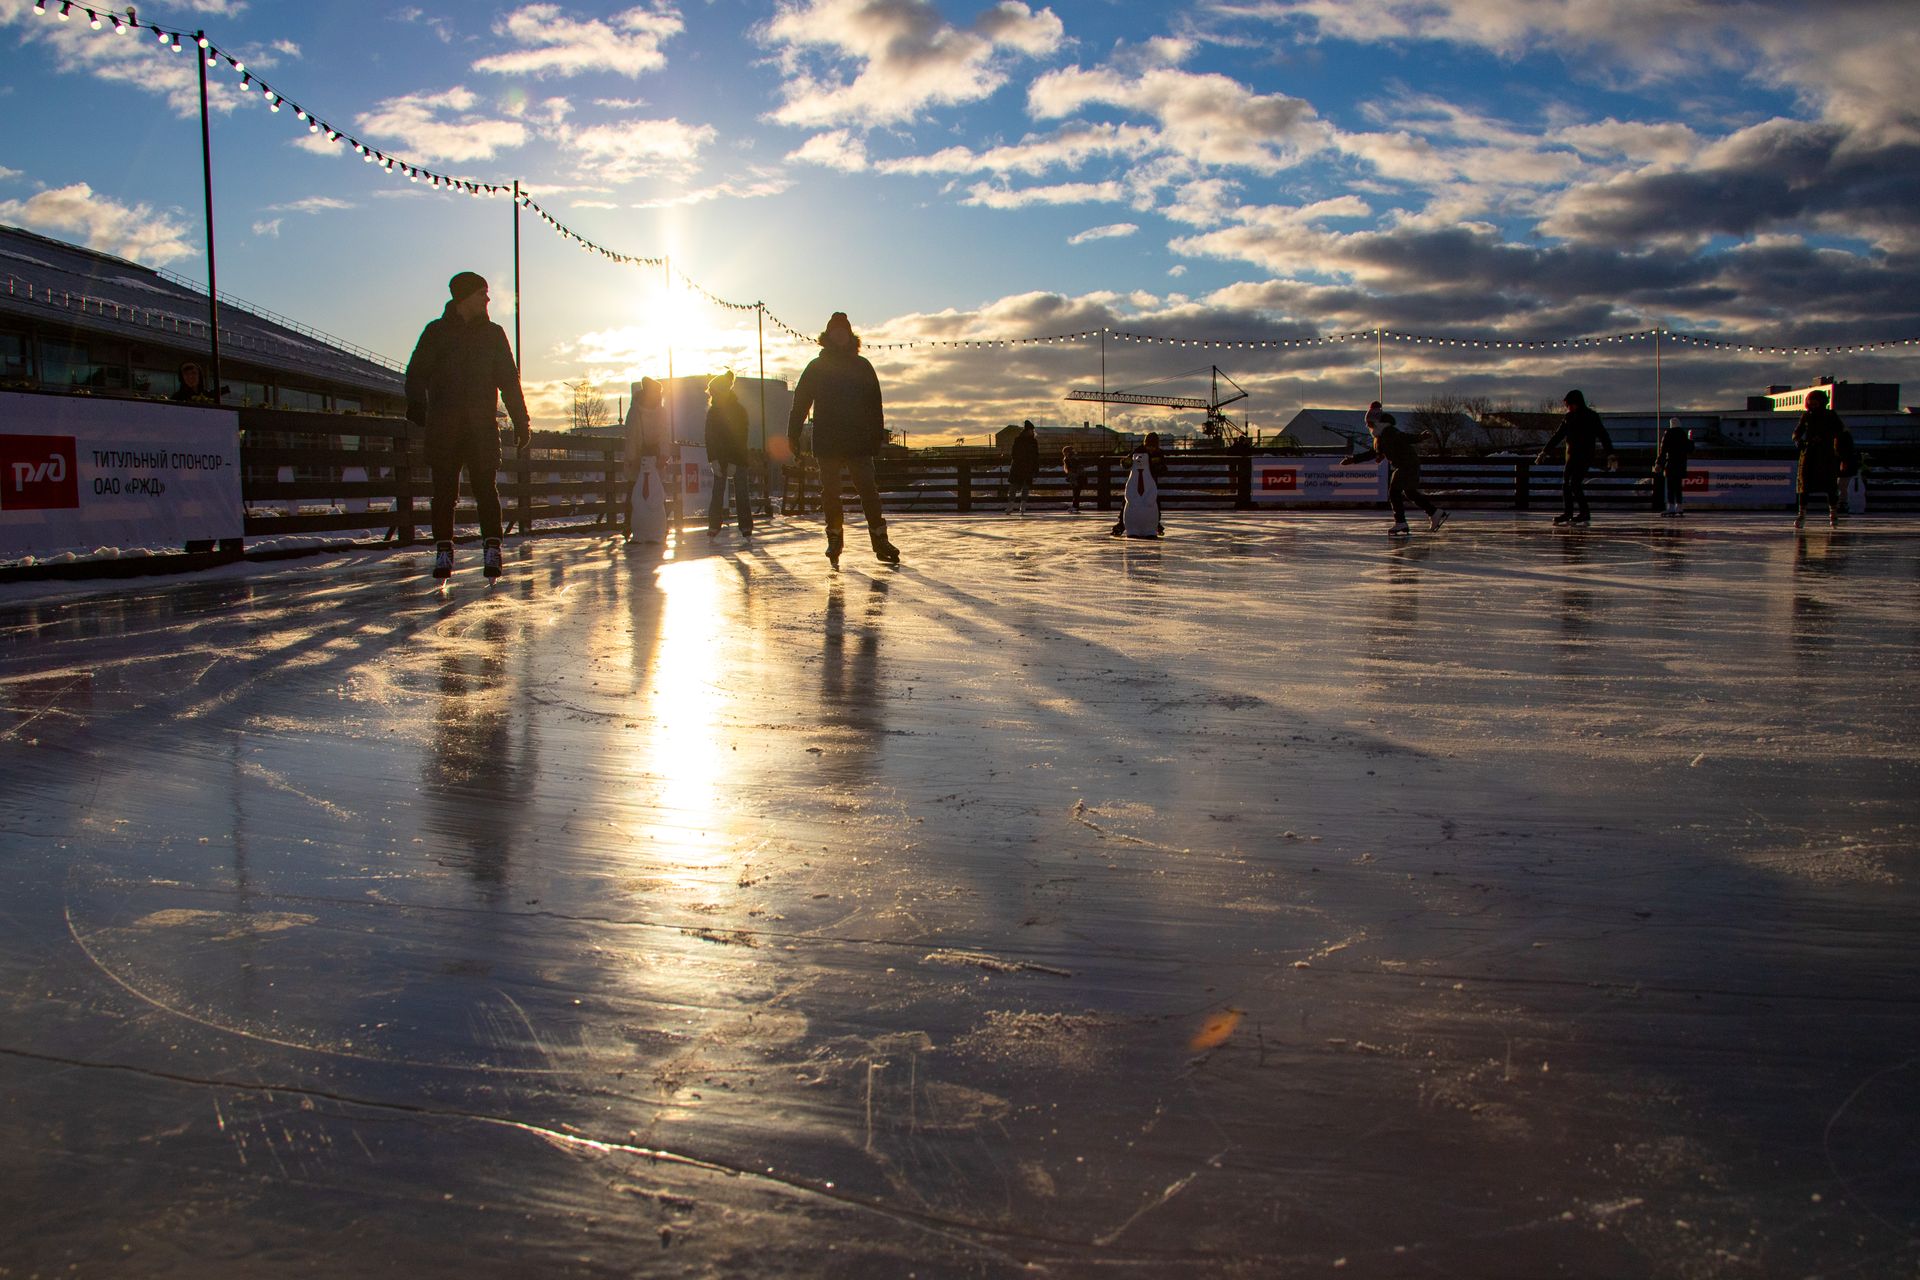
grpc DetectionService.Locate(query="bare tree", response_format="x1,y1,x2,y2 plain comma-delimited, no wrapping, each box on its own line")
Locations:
1410,394,1476,456
567,379,609,432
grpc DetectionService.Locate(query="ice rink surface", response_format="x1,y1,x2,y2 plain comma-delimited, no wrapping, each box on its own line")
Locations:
2,511,1917,1277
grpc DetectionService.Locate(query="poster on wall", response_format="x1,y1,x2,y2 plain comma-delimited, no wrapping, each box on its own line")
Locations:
1252,457,1386,505
1679,461,1797,508
0,392,243,560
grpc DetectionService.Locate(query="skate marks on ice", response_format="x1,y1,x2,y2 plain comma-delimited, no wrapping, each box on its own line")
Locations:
2,515,1919,1275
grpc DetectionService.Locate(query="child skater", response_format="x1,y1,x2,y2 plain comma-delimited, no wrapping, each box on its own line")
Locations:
1341,410,1446,536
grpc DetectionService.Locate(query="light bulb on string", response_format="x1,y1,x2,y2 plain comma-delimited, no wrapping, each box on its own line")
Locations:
58,1,71,18
88,10,101,30
112,13,124,32
34,0,44,12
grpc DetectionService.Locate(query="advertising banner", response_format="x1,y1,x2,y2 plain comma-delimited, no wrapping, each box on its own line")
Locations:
1680,461,1797,508
1252,457,1386,505
679,444,708,499
0,393,243,559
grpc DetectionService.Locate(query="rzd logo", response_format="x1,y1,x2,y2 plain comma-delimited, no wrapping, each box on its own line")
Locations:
1261,469,1299,491
0,434,80,510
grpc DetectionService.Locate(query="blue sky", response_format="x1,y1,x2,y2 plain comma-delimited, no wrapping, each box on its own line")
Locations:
3,0,1917,436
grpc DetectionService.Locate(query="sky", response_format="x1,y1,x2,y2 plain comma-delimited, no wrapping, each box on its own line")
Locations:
3,0,1919,439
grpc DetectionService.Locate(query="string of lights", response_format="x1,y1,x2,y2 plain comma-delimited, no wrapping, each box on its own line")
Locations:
29,3,1920,363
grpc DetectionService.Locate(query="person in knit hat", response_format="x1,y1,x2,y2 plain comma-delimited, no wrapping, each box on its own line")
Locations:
405,271,530,580
787,312,900,567
704,369,753,537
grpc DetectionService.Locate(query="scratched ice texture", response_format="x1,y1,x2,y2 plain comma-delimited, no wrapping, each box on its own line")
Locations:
1,512,1916,1278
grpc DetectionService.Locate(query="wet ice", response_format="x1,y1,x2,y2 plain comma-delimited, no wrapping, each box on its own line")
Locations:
1,512,1916,1276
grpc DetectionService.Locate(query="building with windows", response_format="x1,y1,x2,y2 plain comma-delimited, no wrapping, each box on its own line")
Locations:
0,223,404,414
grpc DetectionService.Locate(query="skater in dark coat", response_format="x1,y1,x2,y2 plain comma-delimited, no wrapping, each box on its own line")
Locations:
1536,389,1617,526
704,370,753,537
788,312,900,567
1341,411,1446,535
1007,420,1040,514
1793,388,1844,529
1652,418,1693,517
1061,445,1087,512
405,270,531,580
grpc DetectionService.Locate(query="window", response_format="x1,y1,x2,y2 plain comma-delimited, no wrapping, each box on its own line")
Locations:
275,386,328,411
0,330,29,379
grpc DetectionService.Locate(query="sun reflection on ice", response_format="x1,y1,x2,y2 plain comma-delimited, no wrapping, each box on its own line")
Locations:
638,559,737,894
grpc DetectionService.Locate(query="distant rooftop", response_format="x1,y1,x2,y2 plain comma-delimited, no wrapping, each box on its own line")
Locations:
0,223,403,396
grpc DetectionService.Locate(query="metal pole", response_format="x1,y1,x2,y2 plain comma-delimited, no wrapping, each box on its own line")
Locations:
1376,328,1383,406
663,257,674,446
1654,325,1663,431
511,181,522,374
1100,328,1107,432
758,302,771,516
195,33,222,402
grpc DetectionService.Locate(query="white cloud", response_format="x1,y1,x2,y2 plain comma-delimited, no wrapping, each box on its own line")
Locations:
265,196,356,214
252,218,282,238
0,166,21,182
392,7,455,43
271,39,301,58
354,87,529,164
0,182,197,266
629,173,796,207
1238,0,1920,143
1068,223,1138,244
963,180,1127,209
788,130,869,171
875,123,1160,177
474,4,684,79
761,0,1064,128
1029,66,1329,173
561,119,715,183
0,7,240,118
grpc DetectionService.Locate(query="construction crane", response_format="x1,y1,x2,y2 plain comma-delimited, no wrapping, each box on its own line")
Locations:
1065,366,1250,441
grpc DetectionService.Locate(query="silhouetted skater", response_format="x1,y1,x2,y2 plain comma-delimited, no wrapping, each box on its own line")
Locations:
405,271,531,581
788,312,900,568
1061,444,1086,512
705,370,753,538
1007,420,1039,514
1793,388,1844,529
1653,417,1693,517
1536,389,1617,527
1342,411,1446,536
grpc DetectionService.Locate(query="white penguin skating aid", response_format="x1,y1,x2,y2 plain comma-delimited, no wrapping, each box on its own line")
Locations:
629,458,668,544
1121,453,1161,538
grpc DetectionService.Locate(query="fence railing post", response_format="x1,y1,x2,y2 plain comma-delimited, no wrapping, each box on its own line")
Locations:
957,460,972,513
605,440,619,531
516,431,533,535
1516,457,1530,511
395,425,417,544
1235,452,1253,509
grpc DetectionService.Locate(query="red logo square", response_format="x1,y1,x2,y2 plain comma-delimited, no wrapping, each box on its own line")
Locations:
0,434,80,510
1261,469,1298,491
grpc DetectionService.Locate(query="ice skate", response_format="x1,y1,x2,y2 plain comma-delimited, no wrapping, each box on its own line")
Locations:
432,541,454,579
1388,520,1411,536
482,539,502,579
1428,510,1448,533
826,530,843,569
1571,514,1591,527
875,541,901,565
1551,514,1573,526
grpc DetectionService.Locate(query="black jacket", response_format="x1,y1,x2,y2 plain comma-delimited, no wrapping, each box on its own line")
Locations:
405,304,530,438
788,348,884,458
1351,425,1422,471
1794,406,1844,490
1653,425,1692,476
1009,432,1040,484
1540,406,1614,465
705,390,750,466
